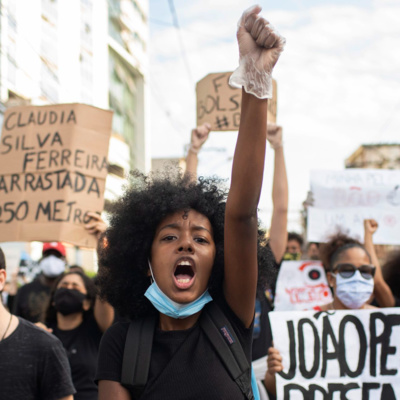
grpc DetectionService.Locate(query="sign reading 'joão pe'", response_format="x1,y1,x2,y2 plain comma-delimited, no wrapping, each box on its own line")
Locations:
0,103,113,248
269,308,400,399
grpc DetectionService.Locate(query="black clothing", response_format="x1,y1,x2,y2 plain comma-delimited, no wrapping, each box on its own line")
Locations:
14,277,51,322
252,253,280,361
252,289,274,360
50,314,103,400
96,296,253,399
0,317,75,400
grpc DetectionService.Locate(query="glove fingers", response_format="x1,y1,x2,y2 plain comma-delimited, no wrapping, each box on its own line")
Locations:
250,16,268,41
264,32,278,49
239,4,262,27
255,24,273,47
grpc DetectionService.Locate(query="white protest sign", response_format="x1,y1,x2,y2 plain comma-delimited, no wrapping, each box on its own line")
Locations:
269,308,400,399
307,169,400,244
274,261,332,311
307,207,400,245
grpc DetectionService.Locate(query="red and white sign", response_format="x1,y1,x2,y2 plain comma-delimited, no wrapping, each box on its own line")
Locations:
274,260,332,311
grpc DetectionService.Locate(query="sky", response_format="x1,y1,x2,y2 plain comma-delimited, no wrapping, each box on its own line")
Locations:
148,0,400,233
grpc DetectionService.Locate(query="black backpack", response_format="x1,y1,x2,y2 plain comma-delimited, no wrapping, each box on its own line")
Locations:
121,302,254,400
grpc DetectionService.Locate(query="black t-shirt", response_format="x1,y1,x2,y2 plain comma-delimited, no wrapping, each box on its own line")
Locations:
0,317,75,400
96,296,253,399
14,277,51,323
50,314,103,400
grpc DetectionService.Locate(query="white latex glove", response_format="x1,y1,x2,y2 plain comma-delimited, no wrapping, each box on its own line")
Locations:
229,5,285,99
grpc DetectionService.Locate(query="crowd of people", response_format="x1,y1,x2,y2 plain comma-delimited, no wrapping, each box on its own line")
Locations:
0,5,399,400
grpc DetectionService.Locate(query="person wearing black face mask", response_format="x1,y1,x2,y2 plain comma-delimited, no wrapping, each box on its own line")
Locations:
40,271,114,400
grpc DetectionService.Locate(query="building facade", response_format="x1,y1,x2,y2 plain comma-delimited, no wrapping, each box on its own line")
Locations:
0,0,149,271
345,144,400,170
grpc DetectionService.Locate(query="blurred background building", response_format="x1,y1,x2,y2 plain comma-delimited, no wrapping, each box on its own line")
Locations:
0,0,149,272
345,144,400,170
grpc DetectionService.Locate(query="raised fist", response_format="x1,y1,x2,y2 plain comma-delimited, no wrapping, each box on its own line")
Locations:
190,123,211,151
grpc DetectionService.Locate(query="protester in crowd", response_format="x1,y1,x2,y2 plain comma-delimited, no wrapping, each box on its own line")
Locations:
95,6,285,399
34,212,112,400
283,232,303,260
262,229,395,397
0,246,76,400
14,241,67,322
252,122,288,362
305,241,320,260
382,250,400,307
42,270,114,400
14,212,106,323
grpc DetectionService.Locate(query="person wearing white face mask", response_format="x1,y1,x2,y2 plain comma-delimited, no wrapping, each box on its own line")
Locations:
14,242,67,323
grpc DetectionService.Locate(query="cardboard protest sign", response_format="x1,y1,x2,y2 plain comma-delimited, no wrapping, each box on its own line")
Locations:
0,104,113,248
269,308,400,399
274,261,332,311
196,72,277,131
307,169,400,245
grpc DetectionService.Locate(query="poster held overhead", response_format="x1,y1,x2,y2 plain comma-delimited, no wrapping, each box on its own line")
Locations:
0,103,113,248
196,72,277,131
307,169,400,245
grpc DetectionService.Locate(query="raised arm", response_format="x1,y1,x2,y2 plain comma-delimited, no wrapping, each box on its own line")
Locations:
85,212,115,330
364,219,395,307
224,5,285,327
267,123,288,263
184,123,211,182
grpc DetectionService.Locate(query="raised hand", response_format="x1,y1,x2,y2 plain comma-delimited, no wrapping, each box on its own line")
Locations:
364,219,378,235
267,123,283,149
190,123,211,152
85,212,107,240
230,5,285,99
263,346,283,395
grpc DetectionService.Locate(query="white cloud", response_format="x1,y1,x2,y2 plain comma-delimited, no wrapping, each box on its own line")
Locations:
149,0,400,231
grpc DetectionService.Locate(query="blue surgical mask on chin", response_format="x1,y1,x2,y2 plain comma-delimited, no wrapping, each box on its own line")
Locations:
144,261,213,319
334,270,374,309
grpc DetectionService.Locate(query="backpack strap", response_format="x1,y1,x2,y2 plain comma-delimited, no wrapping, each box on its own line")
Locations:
121,315,157,398
201,302,254,400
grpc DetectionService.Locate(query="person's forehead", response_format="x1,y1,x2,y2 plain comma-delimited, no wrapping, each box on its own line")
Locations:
157,210,212,230
60,274,85,286
337,247,369,264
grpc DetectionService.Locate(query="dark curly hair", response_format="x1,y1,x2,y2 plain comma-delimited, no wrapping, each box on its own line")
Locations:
287,232,304,248
319,233,371,271
97,170,276,320
45,271,97,324
382,251,400,299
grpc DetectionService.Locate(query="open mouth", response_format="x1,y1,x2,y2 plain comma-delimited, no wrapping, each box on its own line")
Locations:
173,259,195,289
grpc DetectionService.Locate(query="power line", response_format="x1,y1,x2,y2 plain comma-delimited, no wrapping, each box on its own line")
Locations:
167,0,194,86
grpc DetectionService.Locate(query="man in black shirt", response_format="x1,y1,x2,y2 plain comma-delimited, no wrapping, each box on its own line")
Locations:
0,246,75,400
14,242,67,322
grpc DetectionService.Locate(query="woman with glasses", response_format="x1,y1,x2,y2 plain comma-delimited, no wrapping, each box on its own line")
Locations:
262,228,395,397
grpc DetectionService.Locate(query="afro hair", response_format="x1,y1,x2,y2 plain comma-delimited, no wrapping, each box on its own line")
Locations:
97,170,276,320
